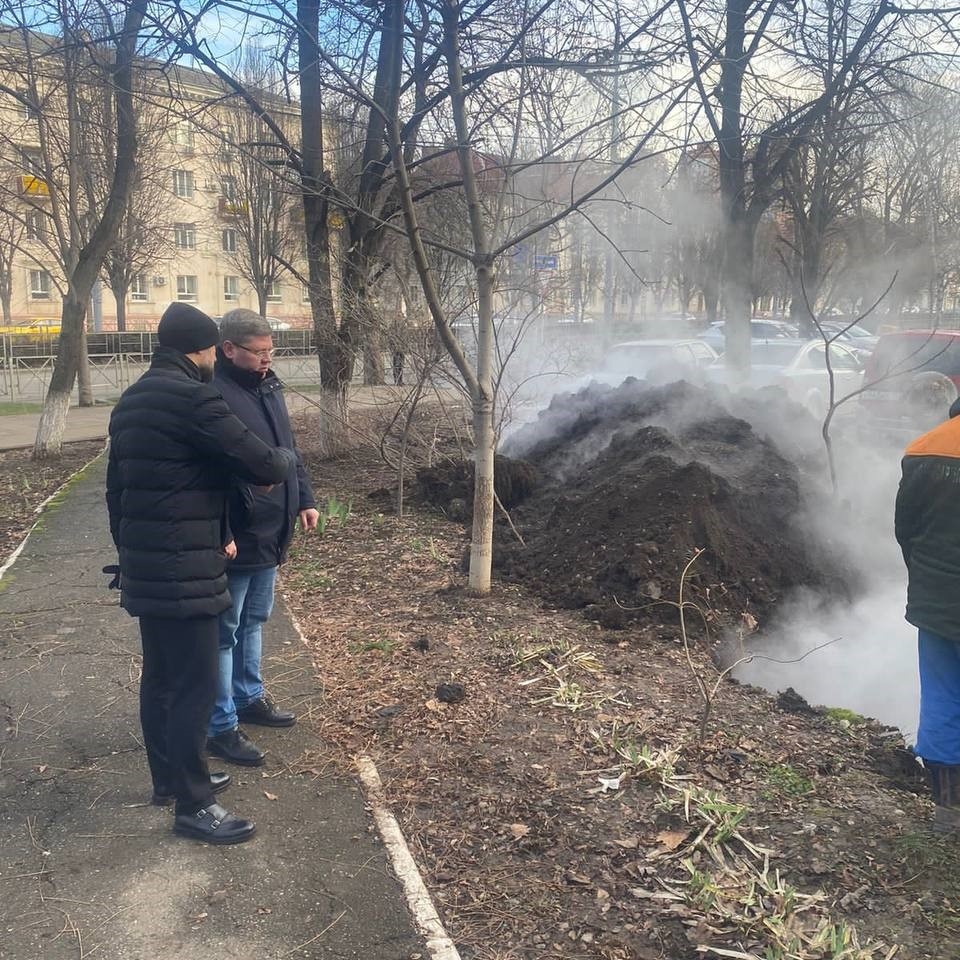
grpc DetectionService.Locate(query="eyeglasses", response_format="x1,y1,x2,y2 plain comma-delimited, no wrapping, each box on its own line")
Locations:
231,342,274,360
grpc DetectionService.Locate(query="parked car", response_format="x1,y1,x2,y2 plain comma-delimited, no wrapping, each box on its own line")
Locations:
706,338,864,414
860,330,960,429
699,319,796,353
597,339,719,385
820,321,879,354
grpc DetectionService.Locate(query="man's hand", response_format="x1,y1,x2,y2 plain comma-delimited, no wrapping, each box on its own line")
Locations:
299,508,320,531
224,540,237,559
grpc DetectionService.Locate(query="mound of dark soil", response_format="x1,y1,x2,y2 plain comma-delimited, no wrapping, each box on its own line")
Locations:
416,455,539,520
496,380,849,630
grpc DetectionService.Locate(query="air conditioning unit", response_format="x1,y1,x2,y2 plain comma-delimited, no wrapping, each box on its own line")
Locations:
152,276,166,286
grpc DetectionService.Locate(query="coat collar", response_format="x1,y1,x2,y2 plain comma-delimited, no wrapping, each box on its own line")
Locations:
216,352,282,393
151,344,204,381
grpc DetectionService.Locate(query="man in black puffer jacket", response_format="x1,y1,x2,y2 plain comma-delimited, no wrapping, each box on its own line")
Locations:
205,309,319,767
106,303,294,845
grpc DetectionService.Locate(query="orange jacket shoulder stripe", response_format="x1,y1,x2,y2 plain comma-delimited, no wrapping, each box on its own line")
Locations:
905,416,960,459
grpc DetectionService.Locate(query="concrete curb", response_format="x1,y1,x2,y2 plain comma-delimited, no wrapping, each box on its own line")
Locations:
281,595,461,960
355,756,463,960
0,443,106,582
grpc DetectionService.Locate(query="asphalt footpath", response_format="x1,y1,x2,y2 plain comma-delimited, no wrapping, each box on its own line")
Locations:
0,455,425,959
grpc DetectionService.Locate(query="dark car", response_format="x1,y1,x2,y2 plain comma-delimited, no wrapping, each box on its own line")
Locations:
860,330,960,430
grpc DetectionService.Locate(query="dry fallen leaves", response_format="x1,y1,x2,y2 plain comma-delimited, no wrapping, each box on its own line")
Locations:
654,829,689,852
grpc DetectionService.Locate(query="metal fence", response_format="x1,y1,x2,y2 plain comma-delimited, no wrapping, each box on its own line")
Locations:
0,332,325,402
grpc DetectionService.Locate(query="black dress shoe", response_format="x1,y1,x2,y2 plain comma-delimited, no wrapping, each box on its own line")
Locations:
173,803,256,845
236,694,297,728
207,727,265,766
151,771,231,807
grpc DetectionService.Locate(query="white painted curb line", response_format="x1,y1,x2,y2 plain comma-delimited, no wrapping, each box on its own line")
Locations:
0,444,106,583
281,596,461,960
355,756,462,960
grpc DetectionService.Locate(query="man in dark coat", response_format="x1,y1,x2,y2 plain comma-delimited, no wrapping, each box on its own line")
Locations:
896,396,960,833
106,303,294,844
205,309,319,766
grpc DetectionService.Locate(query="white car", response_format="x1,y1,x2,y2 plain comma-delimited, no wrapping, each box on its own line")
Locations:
706,339,864,413
598,339,719,385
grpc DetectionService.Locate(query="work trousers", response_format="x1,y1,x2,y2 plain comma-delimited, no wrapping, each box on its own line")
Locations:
138,615,218,814
917,628,960,765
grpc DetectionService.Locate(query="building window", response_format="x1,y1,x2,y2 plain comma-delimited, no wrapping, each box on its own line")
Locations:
221,175,237,200
21,147,42,174
176,275,197,301
25,209,46,241
174,222,196,250
29,269,52,299
302,283,311,302
221,228,237,253
130,274,148,301
15,88,36,120
223,276,240,301
173,169,194,198
266,280,281,302
173,124,195,153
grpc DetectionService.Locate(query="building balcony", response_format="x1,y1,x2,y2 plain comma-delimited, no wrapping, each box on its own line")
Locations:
218,196,249,218
20,174,49,197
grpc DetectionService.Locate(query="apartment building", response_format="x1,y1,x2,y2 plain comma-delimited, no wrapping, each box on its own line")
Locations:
0,28,321,332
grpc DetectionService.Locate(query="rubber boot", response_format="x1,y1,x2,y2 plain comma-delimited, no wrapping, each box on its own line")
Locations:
925,761,960,834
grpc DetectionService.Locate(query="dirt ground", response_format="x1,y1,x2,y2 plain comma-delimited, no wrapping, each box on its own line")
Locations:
282,414,959,960
0,440,105,556
5,428,959,959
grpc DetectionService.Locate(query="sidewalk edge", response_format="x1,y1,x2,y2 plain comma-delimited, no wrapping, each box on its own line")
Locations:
281,598,461,960
0,443,107,582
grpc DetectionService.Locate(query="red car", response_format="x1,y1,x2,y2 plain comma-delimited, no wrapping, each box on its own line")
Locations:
860,330,960,428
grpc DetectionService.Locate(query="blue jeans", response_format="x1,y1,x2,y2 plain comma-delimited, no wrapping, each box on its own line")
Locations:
917,628,960,764
208,567,277,737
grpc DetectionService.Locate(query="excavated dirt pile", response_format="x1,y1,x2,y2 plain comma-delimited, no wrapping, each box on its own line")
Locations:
495,379,851,630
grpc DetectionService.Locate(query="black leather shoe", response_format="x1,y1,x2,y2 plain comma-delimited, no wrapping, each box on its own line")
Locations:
207,727,265,766
236,694,297,728
173,803,256,845
151,771,231,807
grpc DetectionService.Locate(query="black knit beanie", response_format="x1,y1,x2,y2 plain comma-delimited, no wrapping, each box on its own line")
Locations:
157,303,220,354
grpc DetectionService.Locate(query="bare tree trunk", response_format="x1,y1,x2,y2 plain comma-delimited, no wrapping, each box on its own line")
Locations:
723,216,753,372
469,262,496,595
34,293,85,458
363,335,384,385
116,290,127,332
298,0,346,453
77,322,94,406
442,1,496,595
718,0,750,376
0,293,10,325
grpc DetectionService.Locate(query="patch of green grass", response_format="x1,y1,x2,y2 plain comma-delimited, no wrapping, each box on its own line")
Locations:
353,637,395,655
764,763,814,798
319,495,351,533
823,706,865,726
893,829,960,874
0,401,43,415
